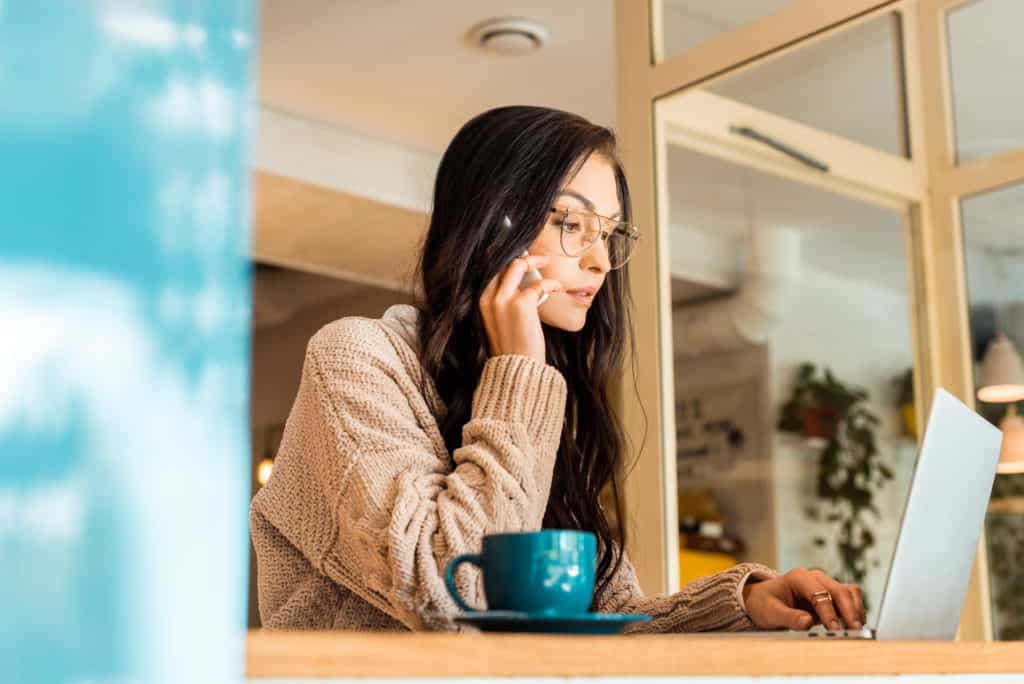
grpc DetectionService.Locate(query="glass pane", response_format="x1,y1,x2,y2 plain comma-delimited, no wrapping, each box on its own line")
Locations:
947,0,1024,164
659,1,796,63
660,124,917,626
708,13,908,157
961,181,1024,640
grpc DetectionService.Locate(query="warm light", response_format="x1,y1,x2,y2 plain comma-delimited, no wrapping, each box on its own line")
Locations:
980,385,1024,403
997,405,1024,475
257,457,274,485
977,333,1024,403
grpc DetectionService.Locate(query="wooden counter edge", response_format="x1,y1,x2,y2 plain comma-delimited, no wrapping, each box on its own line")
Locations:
246,630,1024,678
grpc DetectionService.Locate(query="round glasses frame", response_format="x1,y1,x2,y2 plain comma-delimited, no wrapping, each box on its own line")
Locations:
548,207,641,270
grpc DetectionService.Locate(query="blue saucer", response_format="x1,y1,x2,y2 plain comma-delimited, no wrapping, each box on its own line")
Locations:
453,610,651,634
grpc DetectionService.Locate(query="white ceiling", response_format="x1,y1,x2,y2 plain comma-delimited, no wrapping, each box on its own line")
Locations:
259,0,616,155
258,0,1023,304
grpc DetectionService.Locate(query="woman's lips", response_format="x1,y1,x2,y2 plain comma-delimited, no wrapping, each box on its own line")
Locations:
566,290,595,307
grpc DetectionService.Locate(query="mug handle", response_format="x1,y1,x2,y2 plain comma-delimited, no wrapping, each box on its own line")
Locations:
444,553,483,613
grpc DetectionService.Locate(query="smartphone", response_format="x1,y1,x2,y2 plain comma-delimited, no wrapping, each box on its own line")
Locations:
504,215,548,305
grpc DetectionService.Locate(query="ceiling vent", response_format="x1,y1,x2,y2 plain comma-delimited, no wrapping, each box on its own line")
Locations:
468,17,549,56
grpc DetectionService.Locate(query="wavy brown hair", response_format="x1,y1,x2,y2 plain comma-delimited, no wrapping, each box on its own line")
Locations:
414,106,638,605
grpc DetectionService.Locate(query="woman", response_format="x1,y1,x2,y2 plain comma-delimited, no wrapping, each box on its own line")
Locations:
250,106,865,633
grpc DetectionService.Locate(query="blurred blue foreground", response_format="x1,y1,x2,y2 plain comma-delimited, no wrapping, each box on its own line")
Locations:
0,3,257,682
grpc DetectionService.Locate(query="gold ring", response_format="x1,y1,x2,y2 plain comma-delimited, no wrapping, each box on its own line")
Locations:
812,591,833,604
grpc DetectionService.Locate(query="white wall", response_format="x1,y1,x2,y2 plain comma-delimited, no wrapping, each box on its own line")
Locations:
672,343,776,569
768,265,917,619
254,108,437,213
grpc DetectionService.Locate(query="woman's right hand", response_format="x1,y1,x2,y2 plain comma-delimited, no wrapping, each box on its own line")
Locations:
479,254,562,365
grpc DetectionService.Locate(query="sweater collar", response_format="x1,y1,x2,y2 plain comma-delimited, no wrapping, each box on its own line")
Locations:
379,304,419,352
379,304,448,417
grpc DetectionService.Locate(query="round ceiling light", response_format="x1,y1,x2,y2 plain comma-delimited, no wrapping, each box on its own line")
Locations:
468,17,549,56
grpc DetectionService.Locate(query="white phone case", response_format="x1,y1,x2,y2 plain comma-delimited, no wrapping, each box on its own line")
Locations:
504,215,548,305
519,250,548,305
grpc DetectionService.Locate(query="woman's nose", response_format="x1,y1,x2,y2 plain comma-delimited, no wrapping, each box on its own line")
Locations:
581,238,611,273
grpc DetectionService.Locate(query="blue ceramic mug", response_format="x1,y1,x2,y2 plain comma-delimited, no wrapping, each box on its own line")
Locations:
444,530,596,615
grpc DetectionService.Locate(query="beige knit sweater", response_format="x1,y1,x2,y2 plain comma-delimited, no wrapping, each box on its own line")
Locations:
250,304,775,633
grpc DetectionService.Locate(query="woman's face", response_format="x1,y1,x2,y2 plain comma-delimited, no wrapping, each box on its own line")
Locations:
528,153,619,332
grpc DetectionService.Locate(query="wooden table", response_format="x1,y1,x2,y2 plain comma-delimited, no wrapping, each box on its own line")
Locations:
247,630,1024,679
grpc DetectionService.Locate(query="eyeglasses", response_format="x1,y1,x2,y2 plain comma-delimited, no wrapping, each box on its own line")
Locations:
548,207,640,270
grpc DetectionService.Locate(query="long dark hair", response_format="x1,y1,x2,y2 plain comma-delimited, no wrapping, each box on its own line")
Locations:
414,106,635,604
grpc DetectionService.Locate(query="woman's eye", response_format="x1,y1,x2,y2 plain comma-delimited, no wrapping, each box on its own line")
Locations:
561,221,582,233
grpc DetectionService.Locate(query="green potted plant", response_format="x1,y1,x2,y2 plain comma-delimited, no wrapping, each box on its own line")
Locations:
778,363,862,440
778,363,894,602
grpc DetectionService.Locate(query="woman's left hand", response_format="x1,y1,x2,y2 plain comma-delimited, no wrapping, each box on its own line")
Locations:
742,567,866,631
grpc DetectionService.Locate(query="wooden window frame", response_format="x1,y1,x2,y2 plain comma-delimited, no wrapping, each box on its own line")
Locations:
616,0,1024,642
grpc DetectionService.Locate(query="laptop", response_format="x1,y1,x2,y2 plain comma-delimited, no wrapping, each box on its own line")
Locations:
709,388,1002,640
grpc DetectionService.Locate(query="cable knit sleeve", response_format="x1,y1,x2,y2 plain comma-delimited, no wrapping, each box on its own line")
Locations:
597,550,777,633
250,318,567,631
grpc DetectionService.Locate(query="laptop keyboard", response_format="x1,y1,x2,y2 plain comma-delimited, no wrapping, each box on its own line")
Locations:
805,624,874,638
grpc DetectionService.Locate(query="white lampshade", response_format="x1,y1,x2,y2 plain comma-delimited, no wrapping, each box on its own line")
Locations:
998,405,1024,474
977,332,1024,403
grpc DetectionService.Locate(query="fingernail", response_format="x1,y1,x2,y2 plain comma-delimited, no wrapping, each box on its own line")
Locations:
852,621,863,630
830,620,840,631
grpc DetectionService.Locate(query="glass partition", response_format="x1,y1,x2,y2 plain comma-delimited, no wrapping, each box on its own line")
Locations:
708,13,908,157
651,3,933,619
961,181,1024,640
946,0,1024,164
628,0,1019,644
657,1,795,64
658,132,918,622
